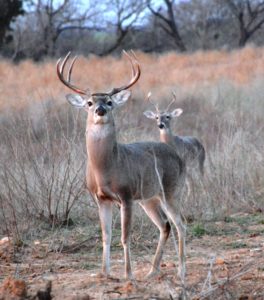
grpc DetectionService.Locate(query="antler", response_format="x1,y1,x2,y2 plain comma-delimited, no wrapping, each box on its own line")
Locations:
56,52,88,95
124,50,137,77
146,92,159,113
166,91,177,112
57,50,141,96
107,50,141,96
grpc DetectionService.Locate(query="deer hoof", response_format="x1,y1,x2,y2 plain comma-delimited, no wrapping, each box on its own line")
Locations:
124,272,134,281
178,267,186,284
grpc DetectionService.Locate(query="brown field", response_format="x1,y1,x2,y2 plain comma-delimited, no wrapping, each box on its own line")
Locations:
1,45,264,110
0,46,264,299
1,214,264,299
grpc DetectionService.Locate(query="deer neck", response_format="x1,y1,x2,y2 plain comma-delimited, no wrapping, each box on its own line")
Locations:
85,119,123,201
86,121,118,170
160,128,174,145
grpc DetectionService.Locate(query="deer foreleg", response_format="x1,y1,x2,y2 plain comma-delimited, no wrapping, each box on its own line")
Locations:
98,200,113,276
120,202,133,279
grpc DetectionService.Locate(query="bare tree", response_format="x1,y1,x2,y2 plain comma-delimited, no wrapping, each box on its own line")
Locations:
175,0,227,50
0,0,24,51
225,0,264,47
101,0,146,55
24,0,100,58
147,0,187,52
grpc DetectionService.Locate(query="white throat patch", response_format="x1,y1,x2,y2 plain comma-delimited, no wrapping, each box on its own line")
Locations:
86,124,114,140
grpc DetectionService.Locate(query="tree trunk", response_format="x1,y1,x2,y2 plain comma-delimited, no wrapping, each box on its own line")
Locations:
238,12,249,47
101,29,128,56
0,26,6,50
165,0,186,52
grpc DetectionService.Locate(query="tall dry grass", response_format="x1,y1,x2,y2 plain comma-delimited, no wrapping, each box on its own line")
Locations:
0,46,263,241
1,45,264,110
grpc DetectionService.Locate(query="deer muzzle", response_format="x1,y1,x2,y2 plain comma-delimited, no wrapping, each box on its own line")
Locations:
95,105,107,116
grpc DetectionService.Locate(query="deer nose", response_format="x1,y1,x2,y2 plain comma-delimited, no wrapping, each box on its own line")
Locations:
158,123,165,129
95,105,107,116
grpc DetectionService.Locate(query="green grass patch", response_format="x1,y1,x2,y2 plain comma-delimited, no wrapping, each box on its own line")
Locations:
258,219,264,225
226,242,248,249
224,216,233,223
79,262,99,270
191,223,207,237
224,213,264,226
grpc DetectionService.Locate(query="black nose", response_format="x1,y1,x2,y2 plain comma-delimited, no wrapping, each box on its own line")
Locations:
158,123,165,129
95,105,107,116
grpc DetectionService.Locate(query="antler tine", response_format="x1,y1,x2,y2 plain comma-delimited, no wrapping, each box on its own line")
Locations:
129,50,141,77
128,49,139,62
67,55,78,82
124,50,136,77
128,50,141,77
166,91,177,112
146,91,159,113
56,52,87,95
108,50,141,96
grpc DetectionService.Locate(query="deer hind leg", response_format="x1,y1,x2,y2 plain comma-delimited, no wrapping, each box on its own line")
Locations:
98,200,113,276
185,177,191,199
198,145,206,176
140,199,171,278
120,202,133,279
162,200,186,282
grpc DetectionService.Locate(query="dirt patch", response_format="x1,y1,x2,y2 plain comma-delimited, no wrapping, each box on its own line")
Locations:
1,215,263,299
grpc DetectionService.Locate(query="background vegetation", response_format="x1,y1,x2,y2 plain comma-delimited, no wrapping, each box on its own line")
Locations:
1,2,263,298
0,46,263,242
1,0,264,60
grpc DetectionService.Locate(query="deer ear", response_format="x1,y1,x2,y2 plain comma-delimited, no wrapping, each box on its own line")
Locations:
66,94,87,108
143,111,156,119
170,108,183,118
111,90,131,107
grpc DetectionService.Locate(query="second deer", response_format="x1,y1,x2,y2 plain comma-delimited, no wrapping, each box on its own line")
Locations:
144,92,205,176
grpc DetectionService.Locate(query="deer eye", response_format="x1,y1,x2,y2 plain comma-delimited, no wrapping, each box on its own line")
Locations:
107,101,113,107
156,116,158,120
87,101,93,107
166,115,170,119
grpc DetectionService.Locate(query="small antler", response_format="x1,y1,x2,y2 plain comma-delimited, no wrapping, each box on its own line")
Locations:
146,92,159,113
107,50,141,96
56,52,88,95
166,91,177,112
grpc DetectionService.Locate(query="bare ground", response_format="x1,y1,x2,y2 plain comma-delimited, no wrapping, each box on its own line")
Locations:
1,213,264,300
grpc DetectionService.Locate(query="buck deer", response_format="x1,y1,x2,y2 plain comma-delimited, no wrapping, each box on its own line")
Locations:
56,52,186,281
144,92,205,176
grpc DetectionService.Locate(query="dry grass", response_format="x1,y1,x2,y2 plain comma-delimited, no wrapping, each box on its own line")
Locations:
1,45,264,110
0,46,263,268
0,55,264,300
